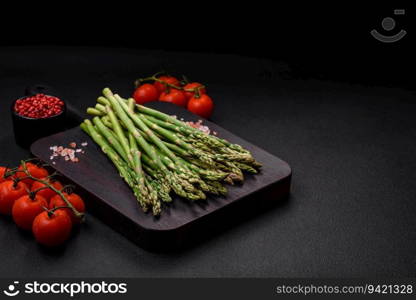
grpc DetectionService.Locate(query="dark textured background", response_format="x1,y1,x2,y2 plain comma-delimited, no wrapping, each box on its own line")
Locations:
0,3,415,278
1,4,414,89
0,46,415,277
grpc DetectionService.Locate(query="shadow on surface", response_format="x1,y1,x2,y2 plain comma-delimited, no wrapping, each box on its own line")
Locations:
175,193,291,255
144,175,292,254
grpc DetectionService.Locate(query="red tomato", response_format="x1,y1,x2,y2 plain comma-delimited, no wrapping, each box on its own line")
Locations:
187,94,214,118
133,83,160,104
0,181,28,215
15,163,48,187
183,82,206,100
0,167,11,183
153,76,180,93
32,209,72,247
31,178,63,201
12,194,48,230
49,192,85,224
159,89,187,107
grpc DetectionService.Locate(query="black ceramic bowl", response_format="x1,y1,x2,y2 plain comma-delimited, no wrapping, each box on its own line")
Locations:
11,95,67,148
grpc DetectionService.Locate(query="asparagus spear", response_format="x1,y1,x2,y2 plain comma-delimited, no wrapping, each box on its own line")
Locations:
135,103,250,154
139,111,258,167
106,89,205,200
106,105,134,168
128,133,154,211
87,108,104,116
81,120,151,213
126,102,162,212
100,93,253,157
92,117,128,162
82,88,262,215
114,94,207,185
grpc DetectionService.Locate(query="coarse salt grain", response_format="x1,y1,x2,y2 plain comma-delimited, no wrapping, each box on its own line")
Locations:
48,141,86,163
185,120,211,135
171,114,216,136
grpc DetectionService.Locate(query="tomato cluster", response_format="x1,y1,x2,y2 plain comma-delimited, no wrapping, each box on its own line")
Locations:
0,162,85,247
133,74,214,119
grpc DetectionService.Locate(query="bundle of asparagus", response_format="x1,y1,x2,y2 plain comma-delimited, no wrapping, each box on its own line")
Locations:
81,88,261,216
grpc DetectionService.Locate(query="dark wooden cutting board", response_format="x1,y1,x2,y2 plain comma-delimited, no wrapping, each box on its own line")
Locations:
31,102,291,251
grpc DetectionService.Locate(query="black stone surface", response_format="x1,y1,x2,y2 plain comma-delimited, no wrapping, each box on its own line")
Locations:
0,46,415,277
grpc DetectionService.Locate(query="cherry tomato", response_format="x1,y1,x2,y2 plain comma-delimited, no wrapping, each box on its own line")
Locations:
12,194,48,230
31,178,63,202
0,181,28,215
49,192,85,224
15,163,49,187
153,76,180,93
183,82,206,100
187,94,214,118
32,209,72,247
159,89,187,107
133,83,160,104
0,167,12,183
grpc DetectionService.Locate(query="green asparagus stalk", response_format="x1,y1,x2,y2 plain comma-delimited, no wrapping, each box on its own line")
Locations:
106,105,134,168
87,107,104,116
114,94,207,186
105,89,205,200
114,94,187,168
97,96,110,106
92,117,128,163
138,113,217,167
136,103,249,154
82,88,262,215
95,103,107,114
233,162,258,174
103,89,158,163
130,134,161,215
82,120,150,212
